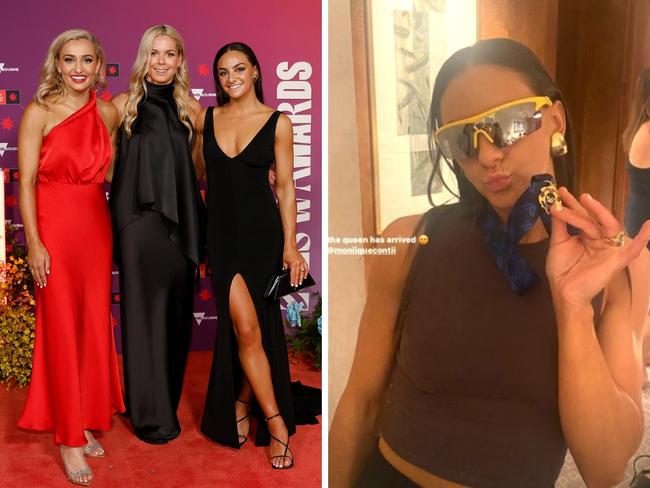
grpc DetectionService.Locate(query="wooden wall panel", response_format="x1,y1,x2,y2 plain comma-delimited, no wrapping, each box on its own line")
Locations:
350,0,377,246
478,0,559,76
556,0,631,211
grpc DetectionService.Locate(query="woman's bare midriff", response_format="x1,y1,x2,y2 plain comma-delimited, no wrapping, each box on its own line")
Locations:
378,437,469,488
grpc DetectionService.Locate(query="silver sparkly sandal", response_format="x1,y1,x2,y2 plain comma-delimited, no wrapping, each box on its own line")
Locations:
82,442,105,458
60,446,93,486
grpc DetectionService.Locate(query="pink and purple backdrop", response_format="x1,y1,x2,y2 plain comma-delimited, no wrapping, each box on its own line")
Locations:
0,0,322,352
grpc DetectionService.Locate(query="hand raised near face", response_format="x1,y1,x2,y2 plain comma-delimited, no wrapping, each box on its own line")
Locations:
545,187,650,306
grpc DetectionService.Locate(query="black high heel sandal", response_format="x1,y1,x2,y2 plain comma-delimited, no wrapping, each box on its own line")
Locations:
264,413,294,469
236,398,252,447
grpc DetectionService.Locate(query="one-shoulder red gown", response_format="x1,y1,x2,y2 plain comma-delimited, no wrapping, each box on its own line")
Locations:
18,91,125,446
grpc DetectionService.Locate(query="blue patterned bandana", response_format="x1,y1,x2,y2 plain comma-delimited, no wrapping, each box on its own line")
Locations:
481,174,555,294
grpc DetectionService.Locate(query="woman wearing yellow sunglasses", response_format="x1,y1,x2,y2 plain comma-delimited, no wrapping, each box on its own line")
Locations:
331,38,650,487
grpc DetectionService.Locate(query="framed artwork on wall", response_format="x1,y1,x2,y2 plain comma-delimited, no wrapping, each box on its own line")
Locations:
367,0,477,232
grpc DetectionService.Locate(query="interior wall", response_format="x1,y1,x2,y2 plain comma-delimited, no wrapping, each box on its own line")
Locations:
556,0,633,212
478,0,559,76
328,0,367,422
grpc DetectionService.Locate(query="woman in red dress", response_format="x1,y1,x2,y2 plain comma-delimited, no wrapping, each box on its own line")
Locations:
17,29,125,486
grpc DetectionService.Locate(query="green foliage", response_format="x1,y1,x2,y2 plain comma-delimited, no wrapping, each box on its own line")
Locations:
287,293,322,370
0,224,35,388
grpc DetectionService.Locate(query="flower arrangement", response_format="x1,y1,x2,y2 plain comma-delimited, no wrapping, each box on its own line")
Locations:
285,293,322,370
0,223,36,388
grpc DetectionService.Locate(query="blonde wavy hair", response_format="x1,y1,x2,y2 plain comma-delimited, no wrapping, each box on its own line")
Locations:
122,25,194,141
35,29,106,107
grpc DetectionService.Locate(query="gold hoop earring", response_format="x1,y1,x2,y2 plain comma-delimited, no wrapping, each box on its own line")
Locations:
550,131,568,157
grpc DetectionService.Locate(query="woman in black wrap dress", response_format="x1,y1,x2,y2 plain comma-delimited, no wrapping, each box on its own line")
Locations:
110,25,203,444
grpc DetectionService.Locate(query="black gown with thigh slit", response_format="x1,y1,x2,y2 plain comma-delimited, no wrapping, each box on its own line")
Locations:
200,106,296,448
109,80,204,443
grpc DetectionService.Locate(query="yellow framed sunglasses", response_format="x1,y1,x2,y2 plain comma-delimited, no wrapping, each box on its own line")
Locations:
434,96,552,161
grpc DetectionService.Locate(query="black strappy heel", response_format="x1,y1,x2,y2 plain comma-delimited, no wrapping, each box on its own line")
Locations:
264,413,294,469
236,398,251,447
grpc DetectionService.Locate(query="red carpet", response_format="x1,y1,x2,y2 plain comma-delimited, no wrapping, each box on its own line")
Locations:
0,351,321,487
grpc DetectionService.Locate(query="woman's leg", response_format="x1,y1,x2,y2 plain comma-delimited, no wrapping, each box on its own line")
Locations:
229,274,293,467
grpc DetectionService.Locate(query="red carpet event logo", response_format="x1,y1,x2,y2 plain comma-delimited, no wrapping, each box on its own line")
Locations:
0,90,20,104
105,63,120,77
193,312,217,326
276,61,314,308
0,142,17,156
191,88,216,101
0,63,20,73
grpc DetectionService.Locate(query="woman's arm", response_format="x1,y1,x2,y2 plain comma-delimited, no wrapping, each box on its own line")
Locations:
110,91,128,120
191,104,206,180
547,188,650,487
97,99,120,183
17,101,49,288
329,215,421,488
273,113,306,286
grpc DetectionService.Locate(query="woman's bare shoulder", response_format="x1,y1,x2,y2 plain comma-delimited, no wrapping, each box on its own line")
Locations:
629,121,650,169
383,214,423,238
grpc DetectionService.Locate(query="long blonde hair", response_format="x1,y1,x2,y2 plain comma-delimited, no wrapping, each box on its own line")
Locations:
122,25,194,141
35,29,106,107
623,68,650,153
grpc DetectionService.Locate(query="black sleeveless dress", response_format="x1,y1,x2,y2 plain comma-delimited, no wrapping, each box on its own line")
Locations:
109,80,204,444
200,107,296,448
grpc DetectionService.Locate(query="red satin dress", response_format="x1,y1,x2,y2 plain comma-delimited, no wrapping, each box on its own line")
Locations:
18,91,125,446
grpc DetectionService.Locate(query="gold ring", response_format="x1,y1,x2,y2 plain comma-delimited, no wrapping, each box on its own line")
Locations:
603,230,626,247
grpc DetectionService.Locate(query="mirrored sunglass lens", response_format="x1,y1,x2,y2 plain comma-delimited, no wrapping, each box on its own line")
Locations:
435,126,472,160
437,101,544,160
493,102,543,145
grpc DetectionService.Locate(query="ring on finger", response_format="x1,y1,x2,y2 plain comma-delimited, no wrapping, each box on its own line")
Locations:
603,230,626,247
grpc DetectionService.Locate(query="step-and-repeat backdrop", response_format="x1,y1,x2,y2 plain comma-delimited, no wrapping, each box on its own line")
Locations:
0,0,321,351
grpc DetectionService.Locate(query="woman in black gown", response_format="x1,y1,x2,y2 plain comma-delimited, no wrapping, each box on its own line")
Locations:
196,42,308,469
109,24,204,444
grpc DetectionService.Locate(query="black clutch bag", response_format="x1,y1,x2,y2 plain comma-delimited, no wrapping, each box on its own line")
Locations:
264,268,316,300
